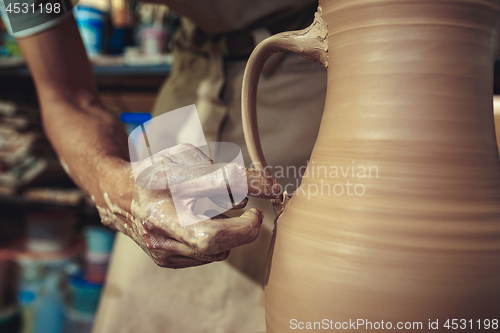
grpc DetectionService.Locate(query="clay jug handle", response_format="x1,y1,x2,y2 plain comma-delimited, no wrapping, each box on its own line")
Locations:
242,6,328,176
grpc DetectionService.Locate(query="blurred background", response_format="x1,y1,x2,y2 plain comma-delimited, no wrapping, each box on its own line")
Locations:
0,0,499,332
0,0,176,331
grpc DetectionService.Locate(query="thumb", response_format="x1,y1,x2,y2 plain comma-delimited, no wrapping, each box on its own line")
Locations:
245,167,281,199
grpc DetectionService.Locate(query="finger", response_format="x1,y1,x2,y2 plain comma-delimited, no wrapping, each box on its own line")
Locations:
133,144,212,188
147,162,279,200
167,163,243,199
208,195,248,210
165,164,220,186
208,195,232,210
134,144,206,172
159,144,213,166
230,196,248,209
135,161,170,189
134,160,215,190
150,253,214,269
131,154,173,186
169,163,279,199
245,167,282,198
204,209,230,218
179,208,264,254
147,238,230,266
176,164,281,198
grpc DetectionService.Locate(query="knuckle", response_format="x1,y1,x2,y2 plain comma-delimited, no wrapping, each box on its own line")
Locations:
177,143,195,149
217,250,230,261
249,227,260,242
148,248,164,261
195,239,211,253
149,249,175,268
226,163,243,180
154,259,172,268
192,233,213,253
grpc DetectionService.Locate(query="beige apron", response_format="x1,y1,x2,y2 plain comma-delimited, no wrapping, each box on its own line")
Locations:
93,18,327,333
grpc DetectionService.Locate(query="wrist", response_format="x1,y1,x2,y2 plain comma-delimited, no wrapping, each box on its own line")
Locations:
95,156,135,212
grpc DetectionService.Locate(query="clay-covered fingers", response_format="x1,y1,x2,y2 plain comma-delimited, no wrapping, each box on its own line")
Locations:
148,251,214,269
134,160,215,190
132,144,208,176
158,143,213,166
163,144,281,199
178,208,264,254
208,195,248,210
167,163,243,199
134,144,280,199
149,251,228,269
145,237,230,268
132,144,212,189
168,163,280,199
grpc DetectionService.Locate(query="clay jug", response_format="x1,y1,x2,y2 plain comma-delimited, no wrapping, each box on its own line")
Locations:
242,0,500,332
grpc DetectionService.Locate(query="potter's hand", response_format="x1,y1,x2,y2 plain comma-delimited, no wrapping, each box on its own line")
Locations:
15,15,279,269
97,144,280,269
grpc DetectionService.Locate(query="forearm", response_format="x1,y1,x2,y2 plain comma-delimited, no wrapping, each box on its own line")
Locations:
41,100,132,203
17,15,132,208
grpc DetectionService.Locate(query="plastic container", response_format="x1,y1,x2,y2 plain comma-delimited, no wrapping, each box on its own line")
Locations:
67,276,103,315
74,6,106,56
63,276,103,333
83,227,115,283
2,235,83,333
18,258,77,333
140,27,168,55
120,112,152,134
61,226,113,333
